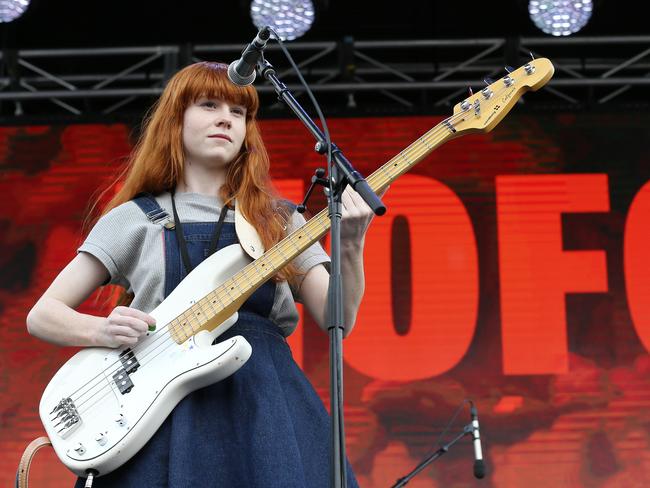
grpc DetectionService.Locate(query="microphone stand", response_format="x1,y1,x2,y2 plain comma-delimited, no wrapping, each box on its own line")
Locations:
391,424,474,488
257,57,385,488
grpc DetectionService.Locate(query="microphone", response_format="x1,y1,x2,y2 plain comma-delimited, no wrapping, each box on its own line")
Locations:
469,402,486,479
227,26,272,86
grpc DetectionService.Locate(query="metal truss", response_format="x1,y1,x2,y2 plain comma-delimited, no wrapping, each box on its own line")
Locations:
0,35,649,121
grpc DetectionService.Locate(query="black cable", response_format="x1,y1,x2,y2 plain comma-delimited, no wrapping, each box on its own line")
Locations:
265,28,334,197
265,28,345,487
421,399,472,461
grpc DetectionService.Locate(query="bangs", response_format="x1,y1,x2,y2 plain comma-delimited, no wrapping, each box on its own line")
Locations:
177,62,259,116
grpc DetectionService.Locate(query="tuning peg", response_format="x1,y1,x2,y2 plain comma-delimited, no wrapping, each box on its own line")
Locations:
505,65,514,73
529,51,535,60
483,77,495,85
468,86,474,96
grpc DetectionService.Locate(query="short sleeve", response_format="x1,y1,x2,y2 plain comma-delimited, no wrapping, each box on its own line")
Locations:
77,202,148,290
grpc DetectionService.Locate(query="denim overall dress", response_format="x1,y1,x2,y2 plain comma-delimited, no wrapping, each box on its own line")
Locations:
75,194,359,488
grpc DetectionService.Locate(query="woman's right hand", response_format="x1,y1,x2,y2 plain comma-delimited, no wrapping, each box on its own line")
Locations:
27,254,158,348
98,306,156,348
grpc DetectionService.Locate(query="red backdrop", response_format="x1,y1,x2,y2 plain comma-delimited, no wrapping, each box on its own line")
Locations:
1,113,649,487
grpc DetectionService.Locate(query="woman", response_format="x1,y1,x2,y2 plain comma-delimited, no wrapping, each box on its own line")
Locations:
27,61,376,487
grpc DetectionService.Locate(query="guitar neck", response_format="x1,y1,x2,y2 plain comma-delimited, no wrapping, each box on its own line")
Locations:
249,117,455,282
166,57,556,343
168,120,454,343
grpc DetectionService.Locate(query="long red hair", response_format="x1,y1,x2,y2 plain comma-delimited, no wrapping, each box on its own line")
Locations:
95,61,295,282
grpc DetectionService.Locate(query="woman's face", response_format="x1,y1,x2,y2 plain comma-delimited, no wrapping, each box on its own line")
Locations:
182,97,247,169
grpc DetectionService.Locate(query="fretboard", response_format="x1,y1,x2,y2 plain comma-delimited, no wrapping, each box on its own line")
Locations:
169,119,455,343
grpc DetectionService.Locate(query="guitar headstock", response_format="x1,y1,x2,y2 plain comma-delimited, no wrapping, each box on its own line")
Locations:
449,58,554,135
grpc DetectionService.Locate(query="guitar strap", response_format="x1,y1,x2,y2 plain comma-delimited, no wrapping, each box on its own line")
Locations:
132,191,272,262
15,436,52,488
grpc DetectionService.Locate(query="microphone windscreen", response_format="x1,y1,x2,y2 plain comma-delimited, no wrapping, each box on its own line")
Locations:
474,460,486,479
227,61,255,87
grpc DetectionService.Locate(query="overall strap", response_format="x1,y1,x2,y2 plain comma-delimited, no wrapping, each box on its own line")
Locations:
132,193,175,229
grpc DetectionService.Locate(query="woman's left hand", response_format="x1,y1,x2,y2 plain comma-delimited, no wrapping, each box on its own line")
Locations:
300,184,388,334
340,185,387,244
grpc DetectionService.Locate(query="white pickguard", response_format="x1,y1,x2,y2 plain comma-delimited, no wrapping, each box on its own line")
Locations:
39,244,254,477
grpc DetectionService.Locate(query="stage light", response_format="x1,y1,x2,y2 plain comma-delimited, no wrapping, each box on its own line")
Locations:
250,0,316,41
528,0,593,36
0,0,30,23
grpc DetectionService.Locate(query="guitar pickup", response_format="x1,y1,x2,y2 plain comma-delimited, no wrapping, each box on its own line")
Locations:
112,368,134,394
119,348,140,373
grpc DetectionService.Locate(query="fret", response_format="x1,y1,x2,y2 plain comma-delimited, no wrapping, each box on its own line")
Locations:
176,313,190,335
275,244,289,261
188,305,202,327
398,150,412,169
174,318,191,342
251,260,267,278
187,306,201,324
268,254,283,270
378,161,395,186
287,236,302,253
310,216,328,236
196,298,213,322
231,276,247,296
419,135,433,150
169,318,181,338
222,282,236,302
214,289,232,309
239,266,256,288
424,131,441,149
182,311,199,334
302,225,316,241
212,291,227,309
298,231,315,249
206,293,220,315
280,239,302,261
257,255,275,272
190,303,202,320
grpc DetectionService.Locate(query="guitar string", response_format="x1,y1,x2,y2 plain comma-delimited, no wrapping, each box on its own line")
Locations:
61,76,523,418
69,202,336,410
72,211,338,411
66,110,471,414
63,220,320,405
68,214,329,410
67,111,464,416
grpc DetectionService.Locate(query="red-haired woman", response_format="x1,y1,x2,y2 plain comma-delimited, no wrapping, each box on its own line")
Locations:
27,62,374,487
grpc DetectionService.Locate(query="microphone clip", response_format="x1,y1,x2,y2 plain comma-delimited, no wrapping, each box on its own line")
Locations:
297,167,329,214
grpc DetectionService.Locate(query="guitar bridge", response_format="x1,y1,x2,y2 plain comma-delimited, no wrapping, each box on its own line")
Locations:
50,398,82,438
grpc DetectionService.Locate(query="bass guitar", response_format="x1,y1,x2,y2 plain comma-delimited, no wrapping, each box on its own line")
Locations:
40,57,554,478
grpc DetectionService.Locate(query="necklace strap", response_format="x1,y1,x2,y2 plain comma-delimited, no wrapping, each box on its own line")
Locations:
171,189,229,275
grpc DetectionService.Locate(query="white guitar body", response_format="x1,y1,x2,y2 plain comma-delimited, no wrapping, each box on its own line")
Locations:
39,244,253,478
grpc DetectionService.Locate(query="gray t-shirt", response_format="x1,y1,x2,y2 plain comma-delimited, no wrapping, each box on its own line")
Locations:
78,191,330,336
